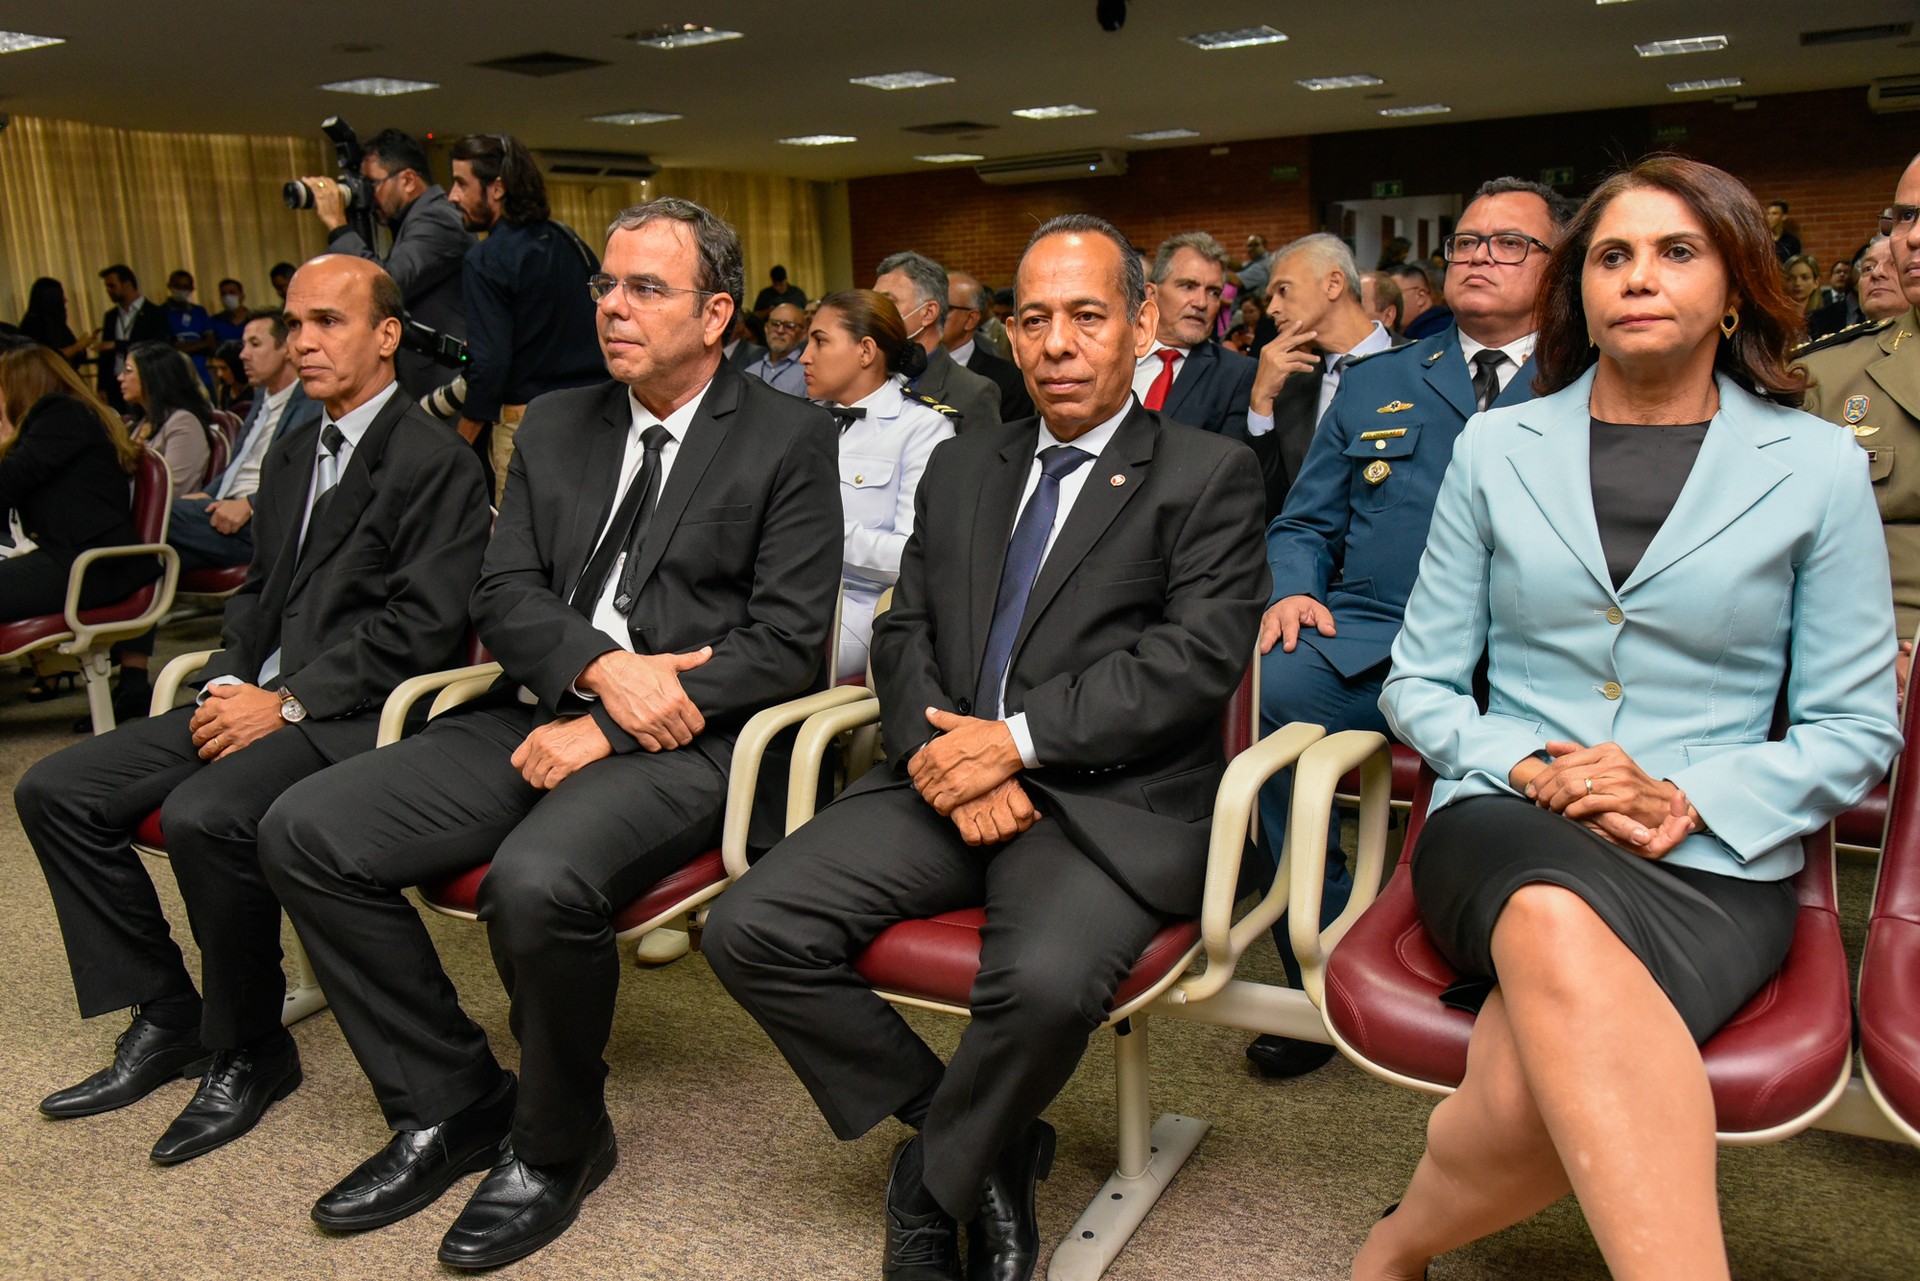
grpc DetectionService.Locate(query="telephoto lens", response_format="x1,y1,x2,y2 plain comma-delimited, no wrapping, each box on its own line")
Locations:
283,179,316,210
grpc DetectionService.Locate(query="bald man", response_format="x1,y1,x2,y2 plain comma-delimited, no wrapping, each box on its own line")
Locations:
16,254,489,1166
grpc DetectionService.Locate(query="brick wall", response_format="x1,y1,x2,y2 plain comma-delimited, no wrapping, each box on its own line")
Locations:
847,88,1913,289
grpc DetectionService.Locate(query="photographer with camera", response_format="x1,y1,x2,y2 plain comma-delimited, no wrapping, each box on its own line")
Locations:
296,127,473,399
445,132,603,503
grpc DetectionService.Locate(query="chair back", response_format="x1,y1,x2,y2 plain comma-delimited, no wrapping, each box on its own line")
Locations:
202,426,231,487
210,408,245,448
76,448,172,626
1874,671,1920,921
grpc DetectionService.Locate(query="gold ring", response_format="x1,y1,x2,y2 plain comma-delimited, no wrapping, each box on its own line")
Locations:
1584,778,1593,795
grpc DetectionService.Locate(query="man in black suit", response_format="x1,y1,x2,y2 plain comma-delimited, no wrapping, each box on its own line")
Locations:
258,198,842,1270
93,264,171,411
1244,233,1404,520
946,270,1034,421
705,213,1268,1281
15,256,489,1164
1135,232,1258,440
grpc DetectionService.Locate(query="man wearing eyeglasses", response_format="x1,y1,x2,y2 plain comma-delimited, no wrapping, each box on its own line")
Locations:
1243,177,1573,1081
258,198,843,1269
746,302,810,397
1800,158,1920,646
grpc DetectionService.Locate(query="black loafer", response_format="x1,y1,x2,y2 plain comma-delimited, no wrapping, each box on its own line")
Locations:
967,1119,1056,1281
1245,1033,1337,1079
884,1135,962,1281
149,1034,301,1165
437,1112,617,1271
312,1072,517,1232
39,1014,212,1119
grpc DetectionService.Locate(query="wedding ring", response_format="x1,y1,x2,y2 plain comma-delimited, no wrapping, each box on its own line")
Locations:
1584,778,1593,795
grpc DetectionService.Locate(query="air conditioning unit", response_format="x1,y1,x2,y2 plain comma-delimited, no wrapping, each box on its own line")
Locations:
1868,76,1920,113
975,150,1127,185
536,150,660,180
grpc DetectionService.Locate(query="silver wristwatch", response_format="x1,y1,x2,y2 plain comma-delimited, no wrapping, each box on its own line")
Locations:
278,690,308,723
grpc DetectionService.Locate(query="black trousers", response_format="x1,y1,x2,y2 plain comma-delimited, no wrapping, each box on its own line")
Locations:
258,702,727,1165
0,548,156,623
14,706,333,1047
703,782,1162,1222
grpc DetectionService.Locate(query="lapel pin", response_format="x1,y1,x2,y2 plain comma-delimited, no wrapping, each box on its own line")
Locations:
1363,459,1392,485
1377,400,1413,414
1109,473,1126,487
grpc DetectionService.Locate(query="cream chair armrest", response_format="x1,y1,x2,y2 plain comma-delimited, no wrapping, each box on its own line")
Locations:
785,696,885,836
1167,721,1327,1005
376,662,503,747
151,648,221,716
1287,730,1394,1008
429,673,504,719
720,685,879,881
60,544,180,653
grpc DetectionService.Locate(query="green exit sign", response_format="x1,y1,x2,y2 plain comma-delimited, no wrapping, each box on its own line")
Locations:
1653,123,1690,143
1540,166,1575,187
1371,179,1404,199
1269,163,1302,182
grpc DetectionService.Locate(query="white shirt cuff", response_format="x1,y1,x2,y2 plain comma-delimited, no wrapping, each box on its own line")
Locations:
196,675,244,705
1005,714,1040,769
1246,409,1274,438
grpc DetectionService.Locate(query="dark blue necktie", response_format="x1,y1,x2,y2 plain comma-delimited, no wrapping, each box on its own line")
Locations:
974,444,1094,716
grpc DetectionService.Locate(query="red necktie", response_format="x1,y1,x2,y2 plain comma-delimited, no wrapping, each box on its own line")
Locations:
1143,348,1180,411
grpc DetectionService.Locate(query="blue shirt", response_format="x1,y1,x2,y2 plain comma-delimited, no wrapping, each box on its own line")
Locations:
745,351,807,397
164,301,213,386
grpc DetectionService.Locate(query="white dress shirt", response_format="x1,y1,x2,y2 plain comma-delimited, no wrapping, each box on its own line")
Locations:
1245,320,1397,438
997,398,1132,767
1457,331,1537,396
216,381,295,499
1130,341,1186,404
949,338,977,367
583,381,707,647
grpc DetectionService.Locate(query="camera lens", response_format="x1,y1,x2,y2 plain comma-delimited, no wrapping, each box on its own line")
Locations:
282,180,315,210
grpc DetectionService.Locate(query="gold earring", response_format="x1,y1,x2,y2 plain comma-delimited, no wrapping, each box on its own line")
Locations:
1588,335,1596,349
1720,308,1740,340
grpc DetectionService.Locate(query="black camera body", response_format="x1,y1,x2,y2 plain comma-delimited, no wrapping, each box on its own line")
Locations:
283,118,379,244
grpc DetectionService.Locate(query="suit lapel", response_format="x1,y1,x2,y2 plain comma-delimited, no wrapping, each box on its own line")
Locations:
1505,374,1616,601
1007,406,1156,666
1423,329,1478,421
1492,355,1539,409
563,383,636,594
918,346,954,402
1868,310,1920,423
286,391,408,598
624,365,741,596
1162,343,1210,421
250,418,323,628
967,432,1036,685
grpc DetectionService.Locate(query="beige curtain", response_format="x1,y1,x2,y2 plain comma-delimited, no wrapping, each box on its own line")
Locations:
0,114,333,335
546,170,833,302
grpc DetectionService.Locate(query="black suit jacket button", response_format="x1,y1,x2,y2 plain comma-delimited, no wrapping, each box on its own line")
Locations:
957,697,972,715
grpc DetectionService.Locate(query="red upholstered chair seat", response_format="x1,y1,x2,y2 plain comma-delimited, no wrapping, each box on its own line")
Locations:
1835,779,1890,849
1860,918,1920,1133
419,848,728,934
1339,743,1423,803
0,614,74,655
135,808,168,850
854,910,1202,1012
1324,766,1852,1135
180,564,250,596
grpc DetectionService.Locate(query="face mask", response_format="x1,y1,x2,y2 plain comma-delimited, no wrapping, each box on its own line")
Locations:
220,292,241,310
170,290,191,304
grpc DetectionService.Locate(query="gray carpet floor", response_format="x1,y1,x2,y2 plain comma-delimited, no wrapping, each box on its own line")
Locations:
1,621,1916,1279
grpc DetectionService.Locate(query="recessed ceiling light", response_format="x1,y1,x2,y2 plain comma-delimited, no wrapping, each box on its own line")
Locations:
1379,103,1452,117
778,134,857,146
1595,0,1641,5
1636,35,1728,57
1297,74,1385,91
589,111,683,125
1181,25,1289,51
851,71,955,91
915,153,985,163
629,24,744,50
319,77,440,96
1129,128,1200,141
1668,76,1743,92
1012,104,1097,120
0,31,63,54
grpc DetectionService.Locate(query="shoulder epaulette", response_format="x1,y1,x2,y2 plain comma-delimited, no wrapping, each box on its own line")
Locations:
912,392,962,420
1792,316,1895,359
1342,343,1407,369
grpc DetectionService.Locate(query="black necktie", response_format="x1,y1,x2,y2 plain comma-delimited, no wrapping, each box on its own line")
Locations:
298,423,347,561
1471,349,1507,414
831,406,867,434
571,424,672,619
974,445,1095,716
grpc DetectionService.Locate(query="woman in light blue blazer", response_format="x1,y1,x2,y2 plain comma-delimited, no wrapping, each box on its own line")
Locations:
1357,158,1901,1281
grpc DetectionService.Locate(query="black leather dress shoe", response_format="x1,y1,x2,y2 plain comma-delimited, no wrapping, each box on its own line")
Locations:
884,1136,962,1281
39,1014,211,1119
1246,1034,1338,1079
437,1112,617,1271
312,1073,516,1232
149,1034,301,1165
966,1120,1056,1281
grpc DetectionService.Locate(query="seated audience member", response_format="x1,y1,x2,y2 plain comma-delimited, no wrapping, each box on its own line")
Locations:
269,262,296,303
753,263,807,317
1356,156,1900,1281
12,257,488,1167
1799,165,1920,640
163,270,215,386
1225,321,1254,353
988,286,1017,356
1245,233,1404,518
209,279,251,345
208,341,247,411
745,302,808,397
704,214,1267,1281
1390,260,1452,339
1136,231,1258,438
1782,252,1822,330
1807,236,1903,339
724,309,766,370
170,310,322,573
257,199,841,1271
19,277,95,368
94,265,172,412
802,289,957,678
875,251,1002,431
946,271,1034,422
1360,269,1403,333
121,341,216,494
1246,179,1565,1080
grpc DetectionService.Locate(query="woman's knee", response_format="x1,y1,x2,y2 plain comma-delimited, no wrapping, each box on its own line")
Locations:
1492,883,1617,995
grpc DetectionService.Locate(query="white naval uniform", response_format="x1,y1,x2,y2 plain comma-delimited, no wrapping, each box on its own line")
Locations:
833,376,956,680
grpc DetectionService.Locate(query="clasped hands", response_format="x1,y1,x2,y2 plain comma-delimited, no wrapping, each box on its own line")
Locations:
180,492,253,535
189,684,286,761
1513,740,1700,858
510,647,712,790
909,708,1039,846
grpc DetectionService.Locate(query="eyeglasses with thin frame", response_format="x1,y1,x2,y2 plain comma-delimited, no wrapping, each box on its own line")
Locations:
587,274,718,307
1879,205,1920,238
765,319,803,334
1441,233,1554,265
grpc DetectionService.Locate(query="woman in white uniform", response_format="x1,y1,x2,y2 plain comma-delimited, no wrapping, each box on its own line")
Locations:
802,290,957,680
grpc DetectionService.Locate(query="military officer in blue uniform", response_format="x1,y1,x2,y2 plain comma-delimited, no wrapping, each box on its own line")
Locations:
1244,178,1572,1079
